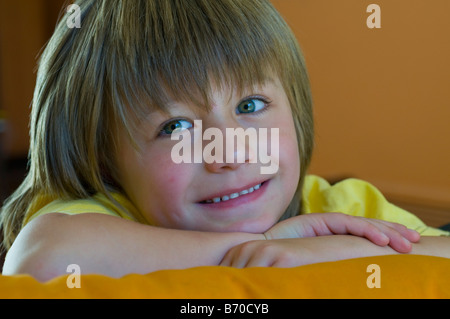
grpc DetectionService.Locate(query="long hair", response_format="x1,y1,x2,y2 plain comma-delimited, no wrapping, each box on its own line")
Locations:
1,0,313,250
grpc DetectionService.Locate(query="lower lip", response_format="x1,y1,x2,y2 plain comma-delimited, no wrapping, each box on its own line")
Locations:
197,180,270,210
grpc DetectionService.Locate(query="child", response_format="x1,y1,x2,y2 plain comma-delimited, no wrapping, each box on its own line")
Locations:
1,0,448,281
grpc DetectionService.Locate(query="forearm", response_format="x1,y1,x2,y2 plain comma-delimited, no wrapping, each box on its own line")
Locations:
220,234,450,268
294,235,450,265
409,236,450,258
3,213,263,281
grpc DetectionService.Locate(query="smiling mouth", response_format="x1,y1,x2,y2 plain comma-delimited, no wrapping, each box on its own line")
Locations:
199,181,266,204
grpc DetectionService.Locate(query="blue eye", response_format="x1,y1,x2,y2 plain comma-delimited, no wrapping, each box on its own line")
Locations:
236,98,266,114
159,119,192,136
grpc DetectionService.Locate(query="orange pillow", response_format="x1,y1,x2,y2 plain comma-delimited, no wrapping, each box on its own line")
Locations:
1,255,449,299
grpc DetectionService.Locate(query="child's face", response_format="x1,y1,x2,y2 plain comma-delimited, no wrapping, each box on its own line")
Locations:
116,77,300,233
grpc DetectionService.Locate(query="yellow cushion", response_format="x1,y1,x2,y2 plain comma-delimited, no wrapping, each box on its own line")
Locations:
1,255,449,298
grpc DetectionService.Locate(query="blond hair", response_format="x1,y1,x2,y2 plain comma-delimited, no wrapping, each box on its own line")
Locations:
1,0,313,250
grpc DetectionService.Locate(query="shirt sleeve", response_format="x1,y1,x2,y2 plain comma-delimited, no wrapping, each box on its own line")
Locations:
301,175,450,236
23,192,139,227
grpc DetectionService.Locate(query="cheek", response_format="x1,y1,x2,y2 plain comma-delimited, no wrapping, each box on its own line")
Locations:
280,126,300,166
279,131,300,182
117,141,194,226
140,159,193,219
276,117,301,195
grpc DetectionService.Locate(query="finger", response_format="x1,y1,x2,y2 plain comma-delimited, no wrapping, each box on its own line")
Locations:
345,219,391,247
323,214,417,252
220,242,263,268
219,251,232,267
373,220,420,242
244,242,278,268
220,246,245,267
379,227,413,253
245,254,274,268
322,214,391,245
360,219,415,253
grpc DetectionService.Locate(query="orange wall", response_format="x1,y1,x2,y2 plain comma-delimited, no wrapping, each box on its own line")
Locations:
272,0,450,209
0,1,44,157
0,0,65,158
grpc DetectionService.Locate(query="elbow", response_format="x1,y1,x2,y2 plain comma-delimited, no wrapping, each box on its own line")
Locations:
3,239,69,282
2,213,81,282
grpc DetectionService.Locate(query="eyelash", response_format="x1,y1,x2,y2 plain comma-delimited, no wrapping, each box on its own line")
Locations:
240,95,272,116
157,117,192,137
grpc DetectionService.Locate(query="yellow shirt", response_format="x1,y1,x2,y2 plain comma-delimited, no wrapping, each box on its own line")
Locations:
23,175,449,236
23,192,145,226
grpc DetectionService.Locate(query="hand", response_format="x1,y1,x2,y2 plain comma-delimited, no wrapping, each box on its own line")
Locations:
264,213,420,253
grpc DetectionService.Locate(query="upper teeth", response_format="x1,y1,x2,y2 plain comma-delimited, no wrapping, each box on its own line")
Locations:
204,183,262,203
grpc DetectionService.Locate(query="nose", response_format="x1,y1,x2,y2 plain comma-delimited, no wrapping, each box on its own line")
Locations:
202,125,257,174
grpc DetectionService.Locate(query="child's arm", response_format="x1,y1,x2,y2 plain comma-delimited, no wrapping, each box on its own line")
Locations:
3,213,263,281
2,212,419,281
220,235,450,268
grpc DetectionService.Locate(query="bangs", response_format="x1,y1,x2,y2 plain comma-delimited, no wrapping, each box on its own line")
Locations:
102,0,297,122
